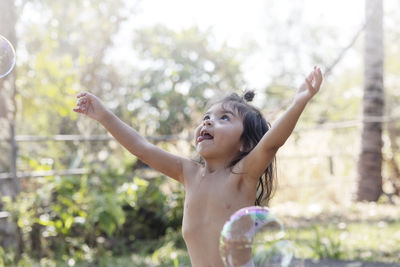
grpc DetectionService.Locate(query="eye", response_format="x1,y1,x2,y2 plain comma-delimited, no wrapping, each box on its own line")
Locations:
203,115,210,121
220,114,229,121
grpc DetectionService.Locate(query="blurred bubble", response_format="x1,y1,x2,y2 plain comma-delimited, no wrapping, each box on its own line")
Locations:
0,34,16,78
220,206,294,267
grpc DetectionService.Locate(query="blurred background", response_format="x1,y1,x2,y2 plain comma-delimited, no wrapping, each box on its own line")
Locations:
0,0,399,266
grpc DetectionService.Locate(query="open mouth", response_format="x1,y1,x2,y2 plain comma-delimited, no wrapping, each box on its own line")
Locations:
197,131,214,143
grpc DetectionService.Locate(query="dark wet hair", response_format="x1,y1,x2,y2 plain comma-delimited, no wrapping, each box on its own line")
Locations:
209,91,277,206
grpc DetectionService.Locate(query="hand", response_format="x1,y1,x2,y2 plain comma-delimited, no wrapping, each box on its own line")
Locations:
295,66,323,104
73,92,108,122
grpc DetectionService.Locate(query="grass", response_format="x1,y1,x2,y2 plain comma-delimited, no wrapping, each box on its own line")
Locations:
285,221,400,263
273,202,400,264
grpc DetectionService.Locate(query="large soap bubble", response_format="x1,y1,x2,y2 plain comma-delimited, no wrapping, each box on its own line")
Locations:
220,206,294,267
0,34,16,79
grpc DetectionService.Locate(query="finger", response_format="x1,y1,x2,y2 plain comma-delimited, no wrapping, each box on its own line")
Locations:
75,101,88,111
314,68,323,88
305,77,313,91
76,92,87,98
306,71,314,83
77,98,87,105
312,71,319,85
73,107,83,113
314,66,322,75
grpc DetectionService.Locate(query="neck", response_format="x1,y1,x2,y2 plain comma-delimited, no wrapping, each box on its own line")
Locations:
201,155,237,173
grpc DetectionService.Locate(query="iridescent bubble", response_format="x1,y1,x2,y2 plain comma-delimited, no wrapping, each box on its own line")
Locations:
0,34,16,79
220,206,294,267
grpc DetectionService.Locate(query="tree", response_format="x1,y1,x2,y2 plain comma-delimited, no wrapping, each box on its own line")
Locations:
12,0,132,175
0,0,131,258
0,0,23,257
0,0,19,196
357,0,384,201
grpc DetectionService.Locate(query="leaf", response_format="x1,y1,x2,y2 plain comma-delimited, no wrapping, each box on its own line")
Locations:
64,216,74,230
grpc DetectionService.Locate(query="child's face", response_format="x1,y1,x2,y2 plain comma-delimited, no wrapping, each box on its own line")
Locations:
194,103,244,161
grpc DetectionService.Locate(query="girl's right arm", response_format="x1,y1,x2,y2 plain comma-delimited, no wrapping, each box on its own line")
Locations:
73,92,189,184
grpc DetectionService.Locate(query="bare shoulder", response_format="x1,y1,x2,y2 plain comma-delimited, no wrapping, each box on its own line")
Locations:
181,158,202,187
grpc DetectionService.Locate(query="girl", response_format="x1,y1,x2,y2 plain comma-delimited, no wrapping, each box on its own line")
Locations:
73,67,323,267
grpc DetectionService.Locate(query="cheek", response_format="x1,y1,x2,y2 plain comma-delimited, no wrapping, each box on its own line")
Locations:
227,124,243,138
194,125,201,139
217,126,243,143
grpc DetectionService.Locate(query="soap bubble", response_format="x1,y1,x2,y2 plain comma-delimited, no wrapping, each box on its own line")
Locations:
0,34,16,79
220,206,294,267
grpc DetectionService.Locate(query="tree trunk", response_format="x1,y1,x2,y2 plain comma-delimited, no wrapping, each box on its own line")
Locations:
0,0,23,259
0,0,19,196
357,0,384,201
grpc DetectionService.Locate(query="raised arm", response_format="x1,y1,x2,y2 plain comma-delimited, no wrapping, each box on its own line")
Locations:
73,92,190,184
240,67,323,180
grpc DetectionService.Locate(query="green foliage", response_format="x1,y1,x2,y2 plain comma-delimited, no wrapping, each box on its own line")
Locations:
2,161,184,263
309,226,343,260
1,1,244,264
16,0,125,134
3,0,400,265
0,247,38,267
284,210,400,264
112,25,246,135
151,241,190,267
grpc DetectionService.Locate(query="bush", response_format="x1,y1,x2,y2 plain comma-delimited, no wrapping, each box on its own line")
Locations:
2,164,184,263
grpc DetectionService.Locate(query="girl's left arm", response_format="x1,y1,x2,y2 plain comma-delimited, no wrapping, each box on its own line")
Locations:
240,67,323,180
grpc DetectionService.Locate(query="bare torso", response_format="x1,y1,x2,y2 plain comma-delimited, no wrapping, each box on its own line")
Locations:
182,162,256,267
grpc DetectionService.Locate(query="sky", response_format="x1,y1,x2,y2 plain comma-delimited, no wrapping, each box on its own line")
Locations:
113,0,367,90
17,0,397,92
133,0,364,46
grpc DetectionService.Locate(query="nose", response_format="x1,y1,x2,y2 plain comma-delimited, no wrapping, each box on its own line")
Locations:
203,118,212,126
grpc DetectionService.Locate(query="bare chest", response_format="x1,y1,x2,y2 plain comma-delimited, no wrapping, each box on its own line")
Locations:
186,174,234,215
181,172,256,266
182,173,252,239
